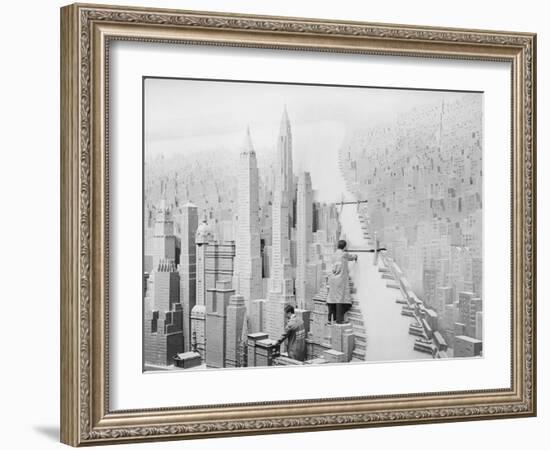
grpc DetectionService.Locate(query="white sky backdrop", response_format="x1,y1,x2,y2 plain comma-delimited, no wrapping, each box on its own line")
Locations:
144,78,476,169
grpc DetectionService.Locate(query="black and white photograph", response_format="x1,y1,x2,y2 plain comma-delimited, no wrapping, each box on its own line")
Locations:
142,78,483,372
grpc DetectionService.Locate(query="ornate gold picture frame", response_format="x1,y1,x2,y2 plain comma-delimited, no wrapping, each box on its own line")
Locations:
60,3,536,446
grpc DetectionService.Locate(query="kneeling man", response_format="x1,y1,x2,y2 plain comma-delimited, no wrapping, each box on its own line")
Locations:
276,304,306,362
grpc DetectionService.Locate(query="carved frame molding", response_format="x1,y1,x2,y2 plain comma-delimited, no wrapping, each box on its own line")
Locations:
60,3,536,446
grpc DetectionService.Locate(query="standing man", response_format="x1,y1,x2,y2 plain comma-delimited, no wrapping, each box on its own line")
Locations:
276,304,306,361
327,239,358,324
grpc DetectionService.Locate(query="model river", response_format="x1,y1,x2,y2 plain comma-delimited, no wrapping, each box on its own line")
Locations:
310,123,427,362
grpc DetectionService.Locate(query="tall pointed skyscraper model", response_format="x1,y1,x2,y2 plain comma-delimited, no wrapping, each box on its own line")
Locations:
278,105,294,200
266,108,297,339
234,127,263,312
270,107,295,293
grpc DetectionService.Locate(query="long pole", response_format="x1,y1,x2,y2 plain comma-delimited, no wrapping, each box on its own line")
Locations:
333,200,368,205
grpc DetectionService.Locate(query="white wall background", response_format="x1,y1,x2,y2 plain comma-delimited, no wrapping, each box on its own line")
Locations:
0,0,546,449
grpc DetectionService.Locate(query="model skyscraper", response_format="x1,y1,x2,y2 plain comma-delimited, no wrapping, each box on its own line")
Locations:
296,172,313,310
151,199,176,271
266,109,297,340
143,199,185,368
234,128,263,312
